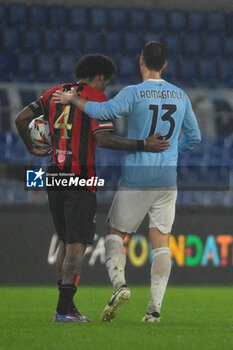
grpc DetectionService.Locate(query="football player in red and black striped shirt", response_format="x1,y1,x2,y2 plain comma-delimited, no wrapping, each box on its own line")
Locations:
16,54,170,323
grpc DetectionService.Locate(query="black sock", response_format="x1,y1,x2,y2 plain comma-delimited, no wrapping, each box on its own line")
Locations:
57,280,77,311
56,284,77,315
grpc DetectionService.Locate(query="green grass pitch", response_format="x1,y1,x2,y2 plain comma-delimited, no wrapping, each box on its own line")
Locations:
1,286,233,350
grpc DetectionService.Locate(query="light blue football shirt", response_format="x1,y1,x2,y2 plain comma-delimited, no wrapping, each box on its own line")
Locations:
85,79,201,188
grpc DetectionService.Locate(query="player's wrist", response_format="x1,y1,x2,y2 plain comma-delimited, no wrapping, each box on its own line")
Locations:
71,94,80,106
136,140,145,151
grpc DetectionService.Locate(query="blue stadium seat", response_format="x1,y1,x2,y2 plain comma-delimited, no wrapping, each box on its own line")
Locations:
63,31,83,52
211,135,232,156
0,89,8,106
0,91,11,130
83,32,103,53
183,34,202,57
118,56,138,80
24,30,42,50
89,8,108,30
69,8,88,29
0,52,16,80
6,133,30,165
28,5,48,27
219,59,233,84
223,36,233,56
2,28,21,49
104,32,122,55
163,34,182,54
58,54,76,76
128,10,147,31
149,10,167,31
109,9,127,31
43,30,62,51
207,13,226,33
188,11,206,32
37,53,57,78
199,58,217,82
163,58,179,81
124,32,142,54
19,90,37,106
1,111,11,131
143,32,163,46
227,13,233,33
48,6,67,27
18,54,36,75
8,4,27,25
168,11,187,31
203,35,223,57
179,58,198,82
0,131,8,160
0,4,8,25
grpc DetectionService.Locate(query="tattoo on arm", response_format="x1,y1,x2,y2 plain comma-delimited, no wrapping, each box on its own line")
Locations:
71,95,87,112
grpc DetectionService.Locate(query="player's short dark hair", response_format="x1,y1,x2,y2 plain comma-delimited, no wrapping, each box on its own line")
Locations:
142,41,167,71
74,54,116,80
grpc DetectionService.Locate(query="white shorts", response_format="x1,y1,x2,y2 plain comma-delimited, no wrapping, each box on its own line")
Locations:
107,186,177,234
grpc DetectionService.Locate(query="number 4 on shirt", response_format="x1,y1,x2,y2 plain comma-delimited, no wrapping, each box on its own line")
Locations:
54,105,72,139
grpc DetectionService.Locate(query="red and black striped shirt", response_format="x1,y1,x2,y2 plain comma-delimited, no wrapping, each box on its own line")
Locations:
29,83,114,186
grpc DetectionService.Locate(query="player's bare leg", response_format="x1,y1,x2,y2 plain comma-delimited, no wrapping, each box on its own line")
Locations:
56,241,66,283
56,241,81,313
142,228,171,323
54,242,91,322
62,242,86,284
102,226,131,321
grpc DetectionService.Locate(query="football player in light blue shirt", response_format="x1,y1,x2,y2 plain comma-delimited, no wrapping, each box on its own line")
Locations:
53,56,201,189
53,41,201,323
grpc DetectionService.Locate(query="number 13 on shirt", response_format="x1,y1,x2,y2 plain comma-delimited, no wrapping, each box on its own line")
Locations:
148,104,177,140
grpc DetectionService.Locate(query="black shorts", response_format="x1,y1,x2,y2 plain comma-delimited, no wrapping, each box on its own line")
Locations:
47,189,97,244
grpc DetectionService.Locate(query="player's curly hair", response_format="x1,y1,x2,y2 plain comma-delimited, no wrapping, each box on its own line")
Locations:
74,54,116,80
142,41,167,71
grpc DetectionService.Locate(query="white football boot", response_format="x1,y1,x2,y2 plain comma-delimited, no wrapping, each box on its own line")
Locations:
141,312,160,322
101,285,131,321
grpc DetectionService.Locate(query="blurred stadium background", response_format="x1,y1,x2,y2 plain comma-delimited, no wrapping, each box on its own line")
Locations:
0,0,233,286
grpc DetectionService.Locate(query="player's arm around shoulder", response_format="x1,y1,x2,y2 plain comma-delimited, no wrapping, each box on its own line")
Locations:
53,85,135,120
94,130,170,152
86,85,136,120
